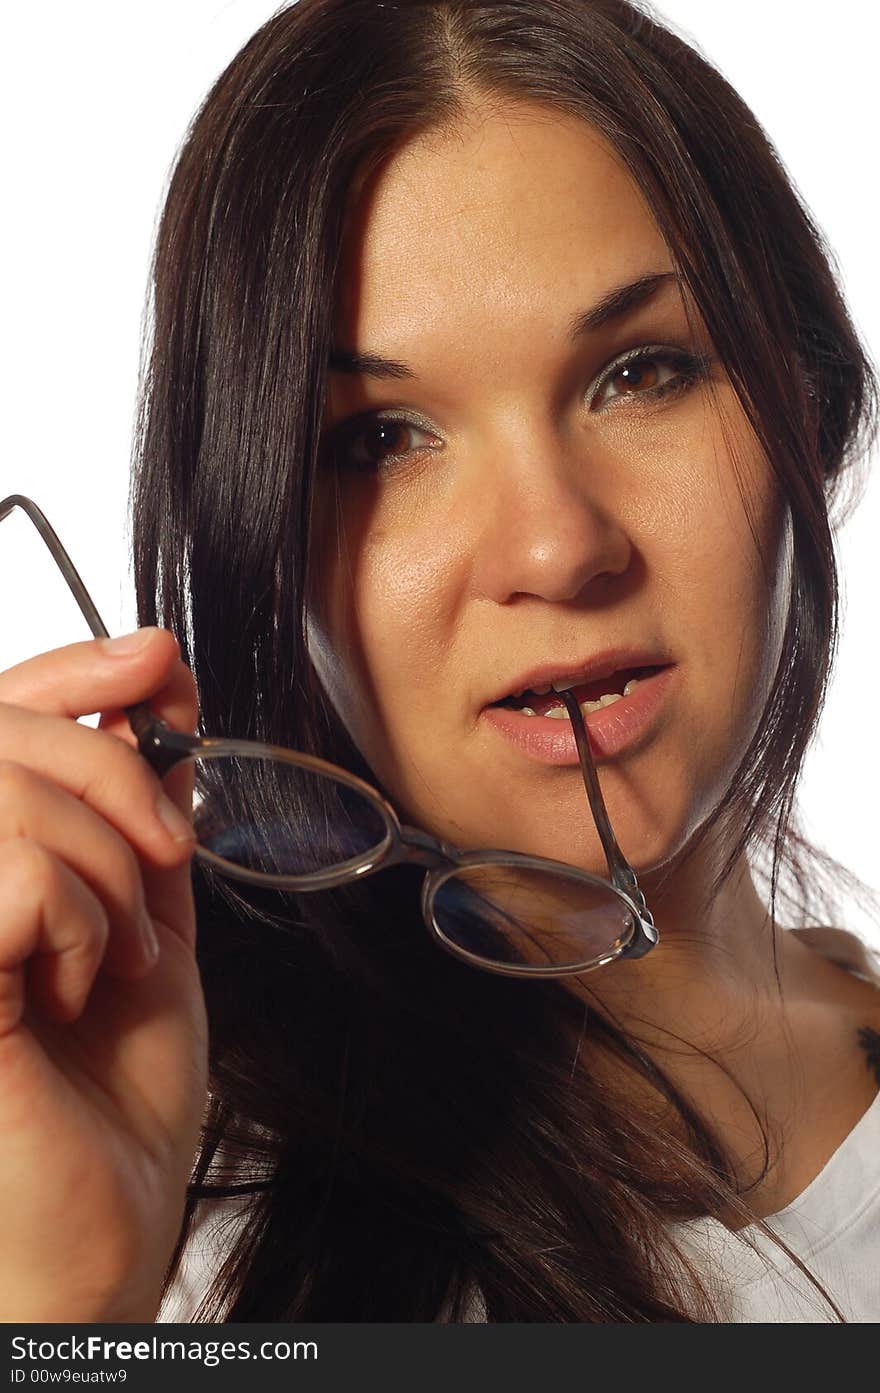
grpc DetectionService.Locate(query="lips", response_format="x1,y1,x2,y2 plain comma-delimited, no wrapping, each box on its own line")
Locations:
485,648,673,711
499,665,657,716
483,662,679,765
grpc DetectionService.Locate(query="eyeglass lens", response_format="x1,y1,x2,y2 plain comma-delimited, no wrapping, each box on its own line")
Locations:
186,750,634,971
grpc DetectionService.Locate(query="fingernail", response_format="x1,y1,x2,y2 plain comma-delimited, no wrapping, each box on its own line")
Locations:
101,628,157,655
140,909,160,960
156,792,195,844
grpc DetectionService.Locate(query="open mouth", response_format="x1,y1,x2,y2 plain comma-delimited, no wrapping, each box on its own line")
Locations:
493,664,668,717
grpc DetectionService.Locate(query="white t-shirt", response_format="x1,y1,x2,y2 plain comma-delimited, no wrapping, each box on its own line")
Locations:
671,926,880,1323
158,926,880,1323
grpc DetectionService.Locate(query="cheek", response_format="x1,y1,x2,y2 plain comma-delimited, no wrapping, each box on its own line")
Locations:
307,484,466,777
639,396,786,644
654,440,789,819
600,402,789,836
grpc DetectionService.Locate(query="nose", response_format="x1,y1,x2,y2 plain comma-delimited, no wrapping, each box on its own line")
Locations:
468,425,634,604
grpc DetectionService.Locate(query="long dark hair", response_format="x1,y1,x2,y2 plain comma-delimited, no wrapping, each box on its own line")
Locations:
132,0,877,1320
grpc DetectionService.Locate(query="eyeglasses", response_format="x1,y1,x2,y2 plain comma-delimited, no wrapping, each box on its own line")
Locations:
1,494,658,980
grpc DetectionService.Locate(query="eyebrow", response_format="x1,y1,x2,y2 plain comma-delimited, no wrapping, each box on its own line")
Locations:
327,270,681,380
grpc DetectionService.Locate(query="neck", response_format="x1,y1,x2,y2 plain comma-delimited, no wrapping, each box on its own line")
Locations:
566,836,880,1220
583,837,784,1044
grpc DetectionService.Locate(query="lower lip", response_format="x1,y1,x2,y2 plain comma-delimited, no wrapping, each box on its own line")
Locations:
481,665,678,766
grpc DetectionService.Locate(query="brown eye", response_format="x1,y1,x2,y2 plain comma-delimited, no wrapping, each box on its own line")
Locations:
590,347,712,410
608,360,660,395
361,420,413,465
327,415,440,473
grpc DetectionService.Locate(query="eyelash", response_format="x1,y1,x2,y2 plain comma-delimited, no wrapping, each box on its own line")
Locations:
325,344,713,474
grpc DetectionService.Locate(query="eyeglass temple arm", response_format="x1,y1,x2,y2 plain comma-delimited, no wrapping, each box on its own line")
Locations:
558,687,653,923
0,494,173,763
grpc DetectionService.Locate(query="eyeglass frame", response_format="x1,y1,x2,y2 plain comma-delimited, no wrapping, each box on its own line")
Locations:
0,493,659,980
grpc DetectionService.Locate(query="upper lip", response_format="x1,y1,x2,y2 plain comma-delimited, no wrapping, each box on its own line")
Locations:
485,647,674,706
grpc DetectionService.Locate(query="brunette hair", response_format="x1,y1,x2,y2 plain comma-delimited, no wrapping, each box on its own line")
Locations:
133,0,877,1320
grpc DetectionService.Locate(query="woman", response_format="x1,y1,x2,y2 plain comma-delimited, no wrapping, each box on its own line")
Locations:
0,0,878,1323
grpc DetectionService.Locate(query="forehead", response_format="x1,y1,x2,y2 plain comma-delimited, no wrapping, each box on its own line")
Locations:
333,101,671,346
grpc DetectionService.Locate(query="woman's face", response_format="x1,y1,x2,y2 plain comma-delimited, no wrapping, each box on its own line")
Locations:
307,101,791,878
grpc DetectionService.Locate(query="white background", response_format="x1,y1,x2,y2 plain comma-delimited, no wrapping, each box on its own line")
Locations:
1,2,877,942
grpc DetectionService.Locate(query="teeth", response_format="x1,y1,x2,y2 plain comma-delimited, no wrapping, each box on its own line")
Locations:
515,675,647,715
545,692,622,718
520,679,643,718
551,672,646,696
515,672,650,704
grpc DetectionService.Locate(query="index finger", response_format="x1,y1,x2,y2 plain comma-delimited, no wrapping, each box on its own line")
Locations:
0,628,181,719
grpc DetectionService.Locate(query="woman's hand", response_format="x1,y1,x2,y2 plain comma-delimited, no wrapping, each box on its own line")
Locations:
0,626,208,1322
